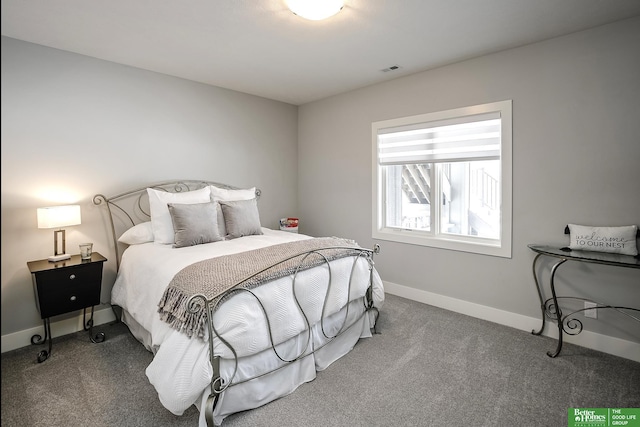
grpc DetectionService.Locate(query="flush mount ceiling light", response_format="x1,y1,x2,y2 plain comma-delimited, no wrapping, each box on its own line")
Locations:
286,0,344,21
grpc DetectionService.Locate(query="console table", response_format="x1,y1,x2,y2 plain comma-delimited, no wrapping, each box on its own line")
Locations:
528,244,640,358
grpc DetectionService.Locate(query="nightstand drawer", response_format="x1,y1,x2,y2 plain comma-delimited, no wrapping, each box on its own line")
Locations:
38,283,100,318
35,263,103,288
32,262,103,319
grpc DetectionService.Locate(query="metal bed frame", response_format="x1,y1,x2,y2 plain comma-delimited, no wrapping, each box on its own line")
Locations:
93,180,381,426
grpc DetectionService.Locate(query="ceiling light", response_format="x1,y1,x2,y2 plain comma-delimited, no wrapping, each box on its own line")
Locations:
286,0,344,21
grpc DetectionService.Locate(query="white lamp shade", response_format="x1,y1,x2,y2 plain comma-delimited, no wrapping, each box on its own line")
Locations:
286,0,344,20
37,205,82,229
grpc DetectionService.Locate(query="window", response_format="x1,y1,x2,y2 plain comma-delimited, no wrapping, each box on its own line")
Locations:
372,100,512,257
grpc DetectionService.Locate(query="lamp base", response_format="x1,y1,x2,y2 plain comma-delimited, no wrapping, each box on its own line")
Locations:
48,253,71,262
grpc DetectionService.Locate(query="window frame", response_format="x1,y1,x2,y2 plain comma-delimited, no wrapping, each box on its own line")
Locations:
372,100,512,258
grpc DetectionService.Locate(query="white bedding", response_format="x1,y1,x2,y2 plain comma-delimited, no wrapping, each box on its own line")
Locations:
111,228,384,425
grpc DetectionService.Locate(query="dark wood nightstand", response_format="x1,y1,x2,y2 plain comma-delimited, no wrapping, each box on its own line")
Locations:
27,252,107,363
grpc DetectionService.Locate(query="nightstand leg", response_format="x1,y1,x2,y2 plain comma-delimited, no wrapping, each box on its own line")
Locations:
83,306,106,344
31,318,52,363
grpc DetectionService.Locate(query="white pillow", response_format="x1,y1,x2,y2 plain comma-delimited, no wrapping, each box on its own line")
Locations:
147,187,212,244
209,186,256,202
118,222,154,245
209,186,256,237
568,224,638,256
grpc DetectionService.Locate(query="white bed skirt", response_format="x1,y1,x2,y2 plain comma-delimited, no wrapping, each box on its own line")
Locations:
198,302,375,426
123,298,376,427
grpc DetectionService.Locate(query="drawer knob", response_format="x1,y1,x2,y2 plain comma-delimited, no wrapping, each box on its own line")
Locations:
70,295,77,301
69,274,76,280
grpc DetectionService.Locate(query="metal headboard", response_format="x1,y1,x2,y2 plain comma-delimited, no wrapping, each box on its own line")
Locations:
92,180,261,271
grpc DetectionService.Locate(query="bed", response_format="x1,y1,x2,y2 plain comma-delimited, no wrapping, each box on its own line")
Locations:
93,180,384,426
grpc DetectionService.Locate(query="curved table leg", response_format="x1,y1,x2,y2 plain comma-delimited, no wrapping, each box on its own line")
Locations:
546,258,567,358
31,318,52,363
531,253,546,335
83,306,106,344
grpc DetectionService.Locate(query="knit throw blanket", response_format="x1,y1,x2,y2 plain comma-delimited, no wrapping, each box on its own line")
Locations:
158,237,364,339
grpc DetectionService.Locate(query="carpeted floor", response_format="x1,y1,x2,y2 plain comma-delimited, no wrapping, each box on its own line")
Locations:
2,294,639,426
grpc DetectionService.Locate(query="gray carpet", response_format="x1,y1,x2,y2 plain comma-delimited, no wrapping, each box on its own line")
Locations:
2,294,639,427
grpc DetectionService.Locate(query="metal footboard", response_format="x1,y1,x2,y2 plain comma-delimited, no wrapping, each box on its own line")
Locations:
188,244,381,427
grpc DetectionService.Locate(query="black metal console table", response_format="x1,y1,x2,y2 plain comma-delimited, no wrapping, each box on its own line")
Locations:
528,244,640,358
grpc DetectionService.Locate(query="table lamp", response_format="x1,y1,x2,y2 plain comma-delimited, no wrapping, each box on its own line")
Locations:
37,205,82,262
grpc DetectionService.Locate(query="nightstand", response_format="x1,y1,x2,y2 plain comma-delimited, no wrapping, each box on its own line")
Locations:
27,252,107,363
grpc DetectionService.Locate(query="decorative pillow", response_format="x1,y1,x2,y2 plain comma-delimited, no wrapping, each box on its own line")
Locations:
118,221,154,245
168,201,223,248
568,224,638,256
219,198,263,239
147,187,211,244
209,186,257,237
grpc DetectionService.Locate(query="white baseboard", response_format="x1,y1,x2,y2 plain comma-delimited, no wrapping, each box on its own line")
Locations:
4,286,638,363
383,281,640,363
1,307,117,354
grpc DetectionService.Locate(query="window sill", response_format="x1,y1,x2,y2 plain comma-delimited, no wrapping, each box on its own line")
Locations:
373,228,511,258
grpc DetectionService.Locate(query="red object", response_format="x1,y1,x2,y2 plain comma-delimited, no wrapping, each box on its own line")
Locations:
281,217,298,227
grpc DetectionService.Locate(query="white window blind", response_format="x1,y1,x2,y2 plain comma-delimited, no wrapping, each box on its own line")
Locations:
377,112,501,165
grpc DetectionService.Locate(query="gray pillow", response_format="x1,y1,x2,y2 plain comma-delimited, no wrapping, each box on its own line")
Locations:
167,201,224,248
219,198,263,239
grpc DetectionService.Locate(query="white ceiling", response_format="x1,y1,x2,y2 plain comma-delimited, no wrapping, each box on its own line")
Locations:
2,0,640,105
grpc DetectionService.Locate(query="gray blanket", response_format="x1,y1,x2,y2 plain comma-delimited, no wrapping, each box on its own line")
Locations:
158,237,363,339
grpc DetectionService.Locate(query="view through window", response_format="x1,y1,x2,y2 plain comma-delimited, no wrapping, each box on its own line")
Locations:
373,100,512,257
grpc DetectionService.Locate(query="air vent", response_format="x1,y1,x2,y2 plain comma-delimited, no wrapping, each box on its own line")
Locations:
381,65,401,72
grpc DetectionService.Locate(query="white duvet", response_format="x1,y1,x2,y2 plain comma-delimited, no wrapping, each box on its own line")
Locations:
111,228,384,423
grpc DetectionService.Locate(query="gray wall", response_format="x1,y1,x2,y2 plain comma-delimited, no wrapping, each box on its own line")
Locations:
1,37,299,337
298,17,640,343
2,17,639,352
